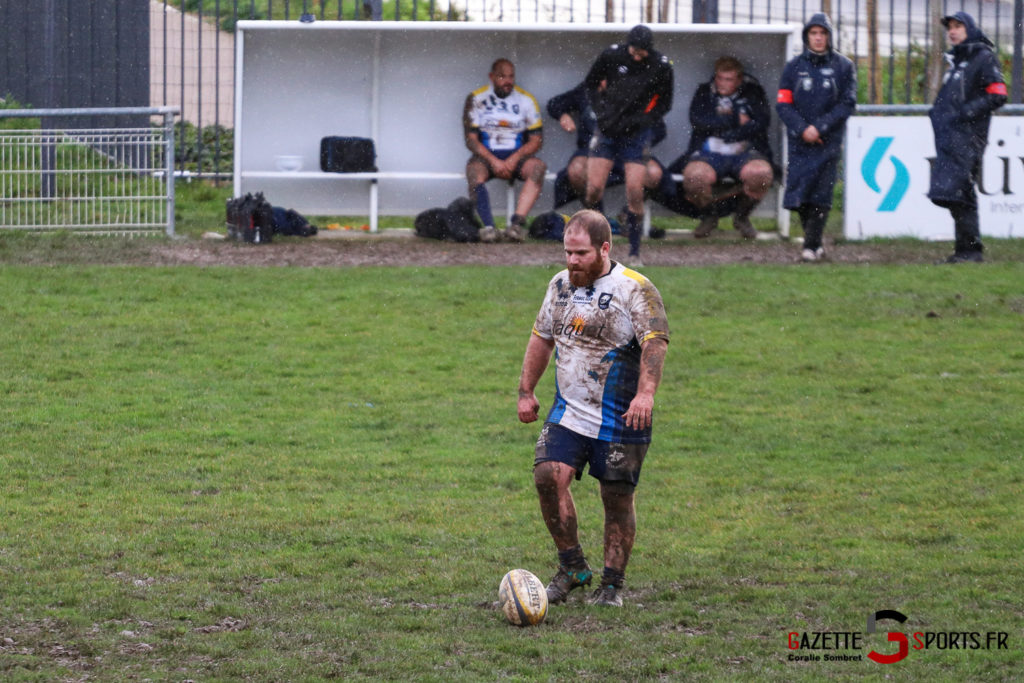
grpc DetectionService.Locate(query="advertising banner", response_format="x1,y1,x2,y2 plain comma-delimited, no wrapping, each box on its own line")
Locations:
844,116,1024,240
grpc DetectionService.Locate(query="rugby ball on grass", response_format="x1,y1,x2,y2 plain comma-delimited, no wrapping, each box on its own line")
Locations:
498,569,548,626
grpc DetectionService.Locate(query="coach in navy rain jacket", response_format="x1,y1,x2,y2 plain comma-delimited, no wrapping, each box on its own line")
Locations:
776,13,857,260
928,11,1006,262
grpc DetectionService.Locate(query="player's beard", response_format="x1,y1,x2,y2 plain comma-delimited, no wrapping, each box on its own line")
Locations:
568,259,605,288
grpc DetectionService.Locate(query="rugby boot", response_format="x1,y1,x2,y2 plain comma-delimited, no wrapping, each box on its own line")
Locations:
588,581,623,607
733,195,759,239
503,223,526,243
693,215,717,238
546,563,593,604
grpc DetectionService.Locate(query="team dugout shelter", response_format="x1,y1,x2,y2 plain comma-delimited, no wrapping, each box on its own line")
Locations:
234,21,798,233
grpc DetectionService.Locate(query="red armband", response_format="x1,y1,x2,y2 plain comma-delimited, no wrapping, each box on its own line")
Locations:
644,94,659,114
777,89,794,104
986,82,1008,95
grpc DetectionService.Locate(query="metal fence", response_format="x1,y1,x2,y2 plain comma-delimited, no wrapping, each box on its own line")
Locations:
0,107,178,236
151,0,1024,179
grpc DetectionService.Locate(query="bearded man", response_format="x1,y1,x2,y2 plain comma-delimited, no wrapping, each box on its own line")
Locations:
516,209,670,607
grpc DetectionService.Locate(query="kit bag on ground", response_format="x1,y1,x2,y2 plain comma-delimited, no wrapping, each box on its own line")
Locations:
414,197,482,242
271,207,318,237
225,192,274,243
528,212,571,241
320,136,377,173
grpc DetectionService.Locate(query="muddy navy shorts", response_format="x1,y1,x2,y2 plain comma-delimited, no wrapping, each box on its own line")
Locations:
534,422,649,486
688,149,769,181
589,128,653,165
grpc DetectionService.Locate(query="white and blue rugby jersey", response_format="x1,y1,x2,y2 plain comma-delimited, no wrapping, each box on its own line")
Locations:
465,85,543,153
532,262,670,444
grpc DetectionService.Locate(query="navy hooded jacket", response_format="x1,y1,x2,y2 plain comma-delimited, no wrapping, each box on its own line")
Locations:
776,13,857,159
928,11,1006,206
929,11,1006,157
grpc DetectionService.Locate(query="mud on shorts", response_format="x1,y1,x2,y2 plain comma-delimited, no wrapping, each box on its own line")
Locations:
533,422,649,486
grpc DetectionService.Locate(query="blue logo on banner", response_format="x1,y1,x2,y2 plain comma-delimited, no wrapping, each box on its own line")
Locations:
861,137,909,211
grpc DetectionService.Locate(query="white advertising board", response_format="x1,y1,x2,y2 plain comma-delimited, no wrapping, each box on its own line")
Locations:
844,116,1024,240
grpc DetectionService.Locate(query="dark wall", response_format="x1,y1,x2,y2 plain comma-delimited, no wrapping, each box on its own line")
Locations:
0,0,148,111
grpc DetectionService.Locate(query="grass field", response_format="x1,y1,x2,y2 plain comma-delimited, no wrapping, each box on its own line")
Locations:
1,260,1022,681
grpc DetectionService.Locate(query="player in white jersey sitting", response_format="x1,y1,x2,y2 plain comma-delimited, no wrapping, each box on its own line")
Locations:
463,59,546,243
517,209,670,607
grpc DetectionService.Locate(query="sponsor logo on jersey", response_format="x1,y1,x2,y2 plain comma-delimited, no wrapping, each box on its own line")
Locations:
552,314,606,340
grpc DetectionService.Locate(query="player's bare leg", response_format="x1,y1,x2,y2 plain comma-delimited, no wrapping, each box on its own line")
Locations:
683,160,719,238
584,156,615,210
535,461,593,603
623,161,647,260
508,156,547,241
591,479,636,607
567,155,589,200
600,480,636,572
534,461,580,550
734,159,773,239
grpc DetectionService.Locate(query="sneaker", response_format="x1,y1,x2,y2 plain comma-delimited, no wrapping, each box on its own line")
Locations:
479,226,499,243
694,215,717,238
801,248,818,262
734,215,758,239
944,251,983,263
503,223,525,243
546,564,593,604
815,247,827,261
588,582,623,607
625,254,645,268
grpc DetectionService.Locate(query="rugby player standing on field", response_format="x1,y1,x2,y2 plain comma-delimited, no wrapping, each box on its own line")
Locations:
517,210,669,607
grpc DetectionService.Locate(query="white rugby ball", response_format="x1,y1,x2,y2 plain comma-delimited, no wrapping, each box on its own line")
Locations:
498,569,548,626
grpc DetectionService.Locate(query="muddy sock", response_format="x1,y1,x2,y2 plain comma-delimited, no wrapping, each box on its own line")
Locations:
558,545,587,570
602,566,625,587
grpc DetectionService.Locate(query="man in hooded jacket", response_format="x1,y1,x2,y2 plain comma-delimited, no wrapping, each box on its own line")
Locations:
928,11,1006,263
776,13,857,262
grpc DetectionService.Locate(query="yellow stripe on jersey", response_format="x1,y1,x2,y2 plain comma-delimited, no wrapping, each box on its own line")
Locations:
621,267,648,283
514,86,544,130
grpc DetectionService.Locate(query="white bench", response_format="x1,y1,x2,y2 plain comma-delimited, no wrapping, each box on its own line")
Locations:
240,169,670,234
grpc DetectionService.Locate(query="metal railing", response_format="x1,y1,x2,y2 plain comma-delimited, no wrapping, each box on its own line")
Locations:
0,107,178,236
151,0,1023,180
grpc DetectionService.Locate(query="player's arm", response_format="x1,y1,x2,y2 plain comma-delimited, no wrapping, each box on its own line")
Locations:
463,93,501,168
518,129,544,158
517,332,555,423
622,336,668,430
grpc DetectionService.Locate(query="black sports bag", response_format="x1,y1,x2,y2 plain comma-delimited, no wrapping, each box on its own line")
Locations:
320,137,377,173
